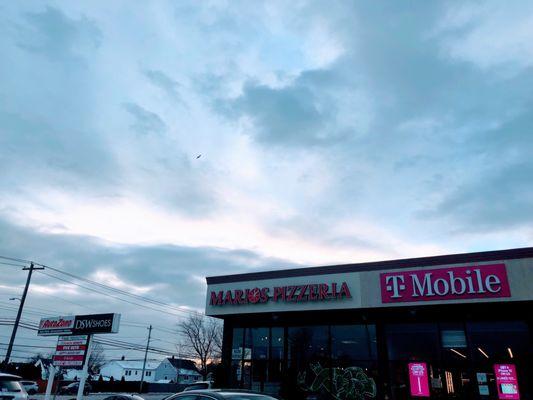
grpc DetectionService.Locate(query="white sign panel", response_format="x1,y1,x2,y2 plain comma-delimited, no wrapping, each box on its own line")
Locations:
52,335,88,367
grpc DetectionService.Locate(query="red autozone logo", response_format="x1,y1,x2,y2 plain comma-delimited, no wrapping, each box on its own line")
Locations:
39,317,75,329
380,263,511,303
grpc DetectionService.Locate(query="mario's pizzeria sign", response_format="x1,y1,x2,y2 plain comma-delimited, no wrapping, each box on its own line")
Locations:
209,282,352,306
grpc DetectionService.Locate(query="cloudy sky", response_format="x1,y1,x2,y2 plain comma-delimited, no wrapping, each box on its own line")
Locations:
1,0,533,361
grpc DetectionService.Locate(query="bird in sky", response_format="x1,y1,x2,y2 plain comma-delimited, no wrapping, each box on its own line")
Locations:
196,154,201,159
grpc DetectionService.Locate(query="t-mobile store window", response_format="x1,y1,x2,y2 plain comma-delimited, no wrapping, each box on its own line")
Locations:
386,321,530,400
467,321,530,400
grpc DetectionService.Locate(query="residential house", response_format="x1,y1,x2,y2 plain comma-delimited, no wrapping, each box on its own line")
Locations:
100,360,170,382
165,357,202,385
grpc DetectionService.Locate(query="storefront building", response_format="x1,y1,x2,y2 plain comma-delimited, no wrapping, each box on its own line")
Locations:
205,247,533,400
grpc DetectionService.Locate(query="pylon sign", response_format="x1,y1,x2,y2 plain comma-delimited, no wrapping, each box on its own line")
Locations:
38,313,120,336
53,335,89,367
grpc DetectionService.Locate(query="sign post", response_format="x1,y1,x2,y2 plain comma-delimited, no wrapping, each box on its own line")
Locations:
44,364,55,400
76,335,92,400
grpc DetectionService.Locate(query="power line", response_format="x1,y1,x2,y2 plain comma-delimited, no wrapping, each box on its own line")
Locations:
0,256,30,264
0,254,210,319
37,270,188,319
0,261,28,268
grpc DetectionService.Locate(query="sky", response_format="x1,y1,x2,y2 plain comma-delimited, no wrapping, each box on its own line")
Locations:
1,0,533,362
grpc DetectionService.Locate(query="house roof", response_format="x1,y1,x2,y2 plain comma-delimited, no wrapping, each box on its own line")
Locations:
166,358,198,372
177,368,201,375
110,360,161,370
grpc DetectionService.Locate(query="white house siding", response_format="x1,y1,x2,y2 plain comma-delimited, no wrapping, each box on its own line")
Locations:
100,360,161,382
176,368,202,384
154,359,178,382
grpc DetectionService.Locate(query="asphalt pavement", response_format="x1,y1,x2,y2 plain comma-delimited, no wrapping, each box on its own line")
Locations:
32,393,174,400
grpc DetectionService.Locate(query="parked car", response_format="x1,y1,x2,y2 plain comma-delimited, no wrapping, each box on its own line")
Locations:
182,381,214,391
58,382,92,395
20,381,39,395
167,390,277,400
0,373,28,400
102,395,145,400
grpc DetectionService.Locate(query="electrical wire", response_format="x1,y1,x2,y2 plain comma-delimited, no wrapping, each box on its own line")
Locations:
0,254,210,319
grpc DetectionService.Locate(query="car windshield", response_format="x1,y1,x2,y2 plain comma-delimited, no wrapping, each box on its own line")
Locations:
0,379,23,392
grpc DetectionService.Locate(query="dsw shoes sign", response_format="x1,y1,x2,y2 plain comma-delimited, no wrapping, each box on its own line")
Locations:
380,264,511,303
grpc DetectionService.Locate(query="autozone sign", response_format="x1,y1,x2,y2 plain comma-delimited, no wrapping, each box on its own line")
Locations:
209,282,352,306
38,313,120,336
53,335,89,367
38,316,75,335
380,263,511,303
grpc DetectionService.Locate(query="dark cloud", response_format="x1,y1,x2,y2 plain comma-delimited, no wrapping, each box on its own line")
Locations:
215,69,354,147
123,103,167,135
420,107,533,232
0,110,120,193
15,6,101,62
422,162,533,233
0,216,297,317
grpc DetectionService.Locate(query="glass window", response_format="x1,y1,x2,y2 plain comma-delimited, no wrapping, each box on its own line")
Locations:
467,321,529,362
386,323,440,361
288,326,329,364
331,324,377,363
271,327,284,360
287,326,329,399
232,328,244,360
0,379,23,392
249,327,269,360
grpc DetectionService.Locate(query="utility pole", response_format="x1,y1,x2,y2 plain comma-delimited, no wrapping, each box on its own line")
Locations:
139,325,152,394
3,262,44,367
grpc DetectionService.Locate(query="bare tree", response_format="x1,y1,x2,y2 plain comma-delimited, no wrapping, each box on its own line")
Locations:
88,342,105,374
178,313,222,379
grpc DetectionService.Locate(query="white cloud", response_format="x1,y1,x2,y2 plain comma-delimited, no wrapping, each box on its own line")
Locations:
438,2,533,72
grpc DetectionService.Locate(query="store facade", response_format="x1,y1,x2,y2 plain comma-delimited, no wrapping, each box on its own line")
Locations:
205,247,533,400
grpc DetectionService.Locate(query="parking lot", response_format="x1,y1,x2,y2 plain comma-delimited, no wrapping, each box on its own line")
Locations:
32,394,174,400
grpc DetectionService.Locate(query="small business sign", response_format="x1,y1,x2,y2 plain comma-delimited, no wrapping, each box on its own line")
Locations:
381,263,511,303
494,364,520,399
209,282,352,306
52,335,89,367
408,362,430,397
37,316,76,336
38,313,120,336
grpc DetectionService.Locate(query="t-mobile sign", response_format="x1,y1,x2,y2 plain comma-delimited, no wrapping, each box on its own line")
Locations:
381,263,511,303
494,364,520,400
408,362,430,397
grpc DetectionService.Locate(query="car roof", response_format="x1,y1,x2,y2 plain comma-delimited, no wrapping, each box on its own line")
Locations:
0,373,22,380
175,390,276,399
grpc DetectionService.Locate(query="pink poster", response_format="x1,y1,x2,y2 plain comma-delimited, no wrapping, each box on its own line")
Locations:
408,362,430,397
494,364,520,399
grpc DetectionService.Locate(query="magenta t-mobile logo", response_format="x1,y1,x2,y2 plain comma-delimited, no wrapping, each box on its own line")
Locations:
380,263,511,303
385,275,406,298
